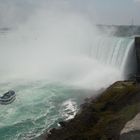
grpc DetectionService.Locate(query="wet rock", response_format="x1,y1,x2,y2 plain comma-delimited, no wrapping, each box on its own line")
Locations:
59,121,67,127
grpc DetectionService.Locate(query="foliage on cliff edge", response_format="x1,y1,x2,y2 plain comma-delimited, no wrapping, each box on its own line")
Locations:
47,81,140,140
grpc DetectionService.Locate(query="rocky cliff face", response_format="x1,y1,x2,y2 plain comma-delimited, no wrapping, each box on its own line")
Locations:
46,81,140,140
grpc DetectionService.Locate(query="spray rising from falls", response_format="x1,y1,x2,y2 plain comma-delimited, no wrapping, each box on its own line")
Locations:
0,9,136,89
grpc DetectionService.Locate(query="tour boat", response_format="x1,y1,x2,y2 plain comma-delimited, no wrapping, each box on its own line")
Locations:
0,90,16,105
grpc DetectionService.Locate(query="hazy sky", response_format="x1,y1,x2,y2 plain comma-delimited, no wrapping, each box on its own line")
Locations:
92,0,140,25
0,0,140,28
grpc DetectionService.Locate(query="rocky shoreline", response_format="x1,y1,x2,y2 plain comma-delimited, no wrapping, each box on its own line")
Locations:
44,80,140,140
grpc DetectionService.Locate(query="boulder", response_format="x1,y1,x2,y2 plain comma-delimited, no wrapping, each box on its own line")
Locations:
120,113,140,140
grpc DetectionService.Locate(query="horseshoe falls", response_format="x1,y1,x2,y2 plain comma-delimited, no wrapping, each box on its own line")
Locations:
89,36,136,78
0,10,137,140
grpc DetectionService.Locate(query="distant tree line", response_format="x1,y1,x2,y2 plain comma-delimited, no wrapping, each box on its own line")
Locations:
96,25,140,37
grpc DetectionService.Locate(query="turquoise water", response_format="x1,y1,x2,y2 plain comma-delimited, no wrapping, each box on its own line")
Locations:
0,80,93,140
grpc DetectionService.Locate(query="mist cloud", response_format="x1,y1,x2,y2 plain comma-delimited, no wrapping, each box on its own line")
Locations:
0,0,97,28
0,0,41,28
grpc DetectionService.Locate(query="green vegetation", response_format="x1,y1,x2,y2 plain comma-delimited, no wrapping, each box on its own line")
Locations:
47,81,140,140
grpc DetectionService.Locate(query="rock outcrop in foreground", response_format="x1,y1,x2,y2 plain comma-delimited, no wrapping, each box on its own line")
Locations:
46,81,140,140
120,113,140,140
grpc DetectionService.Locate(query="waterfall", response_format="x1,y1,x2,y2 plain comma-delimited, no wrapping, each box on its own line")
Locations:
90,37,134,68
89,36,136,76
